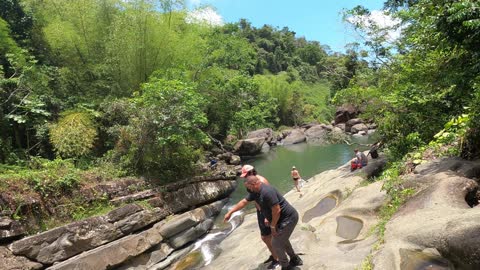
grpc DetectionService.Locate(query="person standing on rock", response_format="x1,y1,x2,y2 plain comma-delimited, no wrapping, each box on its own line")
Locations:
291,166,303,196
224,165,279,269
226,174,303,270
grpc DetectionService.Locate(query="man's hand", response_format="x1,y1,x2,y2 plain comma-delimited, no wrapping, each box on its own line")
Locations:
271,226,278,236
224,212,231,223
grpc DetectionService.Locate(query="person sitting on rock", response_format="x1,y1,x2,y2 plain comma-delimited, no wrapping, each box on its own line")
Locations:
351,149,368,171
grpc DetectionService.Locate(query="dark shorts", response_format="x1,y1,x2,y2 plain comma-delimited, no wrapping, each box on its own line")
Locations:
293,177,300,181
257,210,271,236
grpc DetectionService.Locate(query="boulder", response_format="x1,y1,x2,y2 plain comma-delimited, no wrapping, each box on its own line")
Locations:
282,129,306,145
160,181,236,214
335,123,346,131
334,106,358,125
351,123,368,134
304,125,328,144
233,137,266,156
229,155,241,165
345,118,363,132
0,217,25,242
246,128,274,143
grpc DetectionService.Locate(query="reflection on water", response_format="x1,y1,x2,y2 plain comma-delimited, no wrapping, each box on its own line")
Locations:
399,249,454,270
302,196,337,223
336,216,363,240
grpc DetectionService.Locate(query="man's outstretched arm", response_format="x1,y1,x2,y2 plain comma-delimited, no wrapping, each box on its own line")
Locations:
224,199,249,222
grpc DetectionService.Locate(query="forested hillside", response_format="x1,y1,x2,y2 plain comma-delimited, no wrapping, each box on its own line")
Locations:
1,0,479,198
0,0,365,183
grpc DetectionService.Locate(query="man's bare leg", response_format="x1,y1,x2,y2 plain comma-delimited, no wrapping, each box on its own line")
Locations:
261,234,277,260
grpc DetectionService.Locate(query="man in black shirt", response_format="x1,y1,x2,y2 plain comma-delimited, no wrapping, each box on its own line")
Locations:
225,175,302,270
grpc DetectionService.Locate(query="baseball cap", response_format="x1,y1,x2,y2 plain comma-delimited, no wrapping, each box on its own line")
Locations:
240,165,254,177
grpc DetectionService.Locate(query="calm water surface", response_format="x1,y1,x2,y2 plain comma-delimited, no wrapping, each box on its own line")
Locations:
230,135,375,203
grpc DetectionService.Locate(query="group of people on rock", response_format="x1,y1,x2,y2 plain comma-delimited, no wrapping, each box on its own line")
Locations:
223,144,381,269
224,164,303,270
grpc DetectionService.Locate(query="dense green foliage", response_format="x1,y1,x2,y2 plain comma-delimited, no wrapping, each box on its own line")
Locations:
2,0,362,182
337,0,480,159
2,0,478,186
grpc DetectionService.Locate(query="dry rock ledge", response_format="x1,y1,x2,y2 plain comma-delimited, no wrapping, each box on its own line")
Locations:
207,156,480,270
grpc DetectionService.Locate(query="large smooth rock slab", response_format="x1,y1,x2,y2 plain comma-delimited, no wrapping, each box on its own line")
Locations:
373,169,480,270
9,206,167,264
413,157,480,179
206,159,387,270
115,243,174,270
10,216,123,264
168,219,214,249
46,225,164,270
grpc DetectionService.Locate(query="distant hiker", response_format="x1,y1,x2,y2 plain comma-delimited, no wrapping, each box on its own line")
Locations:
209,157,218,169
351,149,368,171
224,165,279,269
226,175,302,270
291,166,303,196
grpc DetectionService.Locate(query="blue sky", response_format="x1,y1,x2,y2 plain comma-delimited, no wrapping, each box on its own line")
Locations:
187,0,386,52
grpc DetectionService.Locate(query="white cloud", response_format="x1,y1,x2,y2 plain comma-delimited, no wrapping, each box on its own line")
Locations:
186,6,224,26
347,10,402,42
188,0,202,6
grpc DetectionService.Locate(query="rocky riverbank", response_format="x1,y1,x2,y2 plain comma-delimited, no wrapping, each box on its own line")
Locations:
0,172,238,270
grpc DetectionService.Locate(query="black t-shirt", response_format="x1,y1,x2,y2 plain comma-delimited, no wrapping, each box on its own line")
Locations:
245,184,297,227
